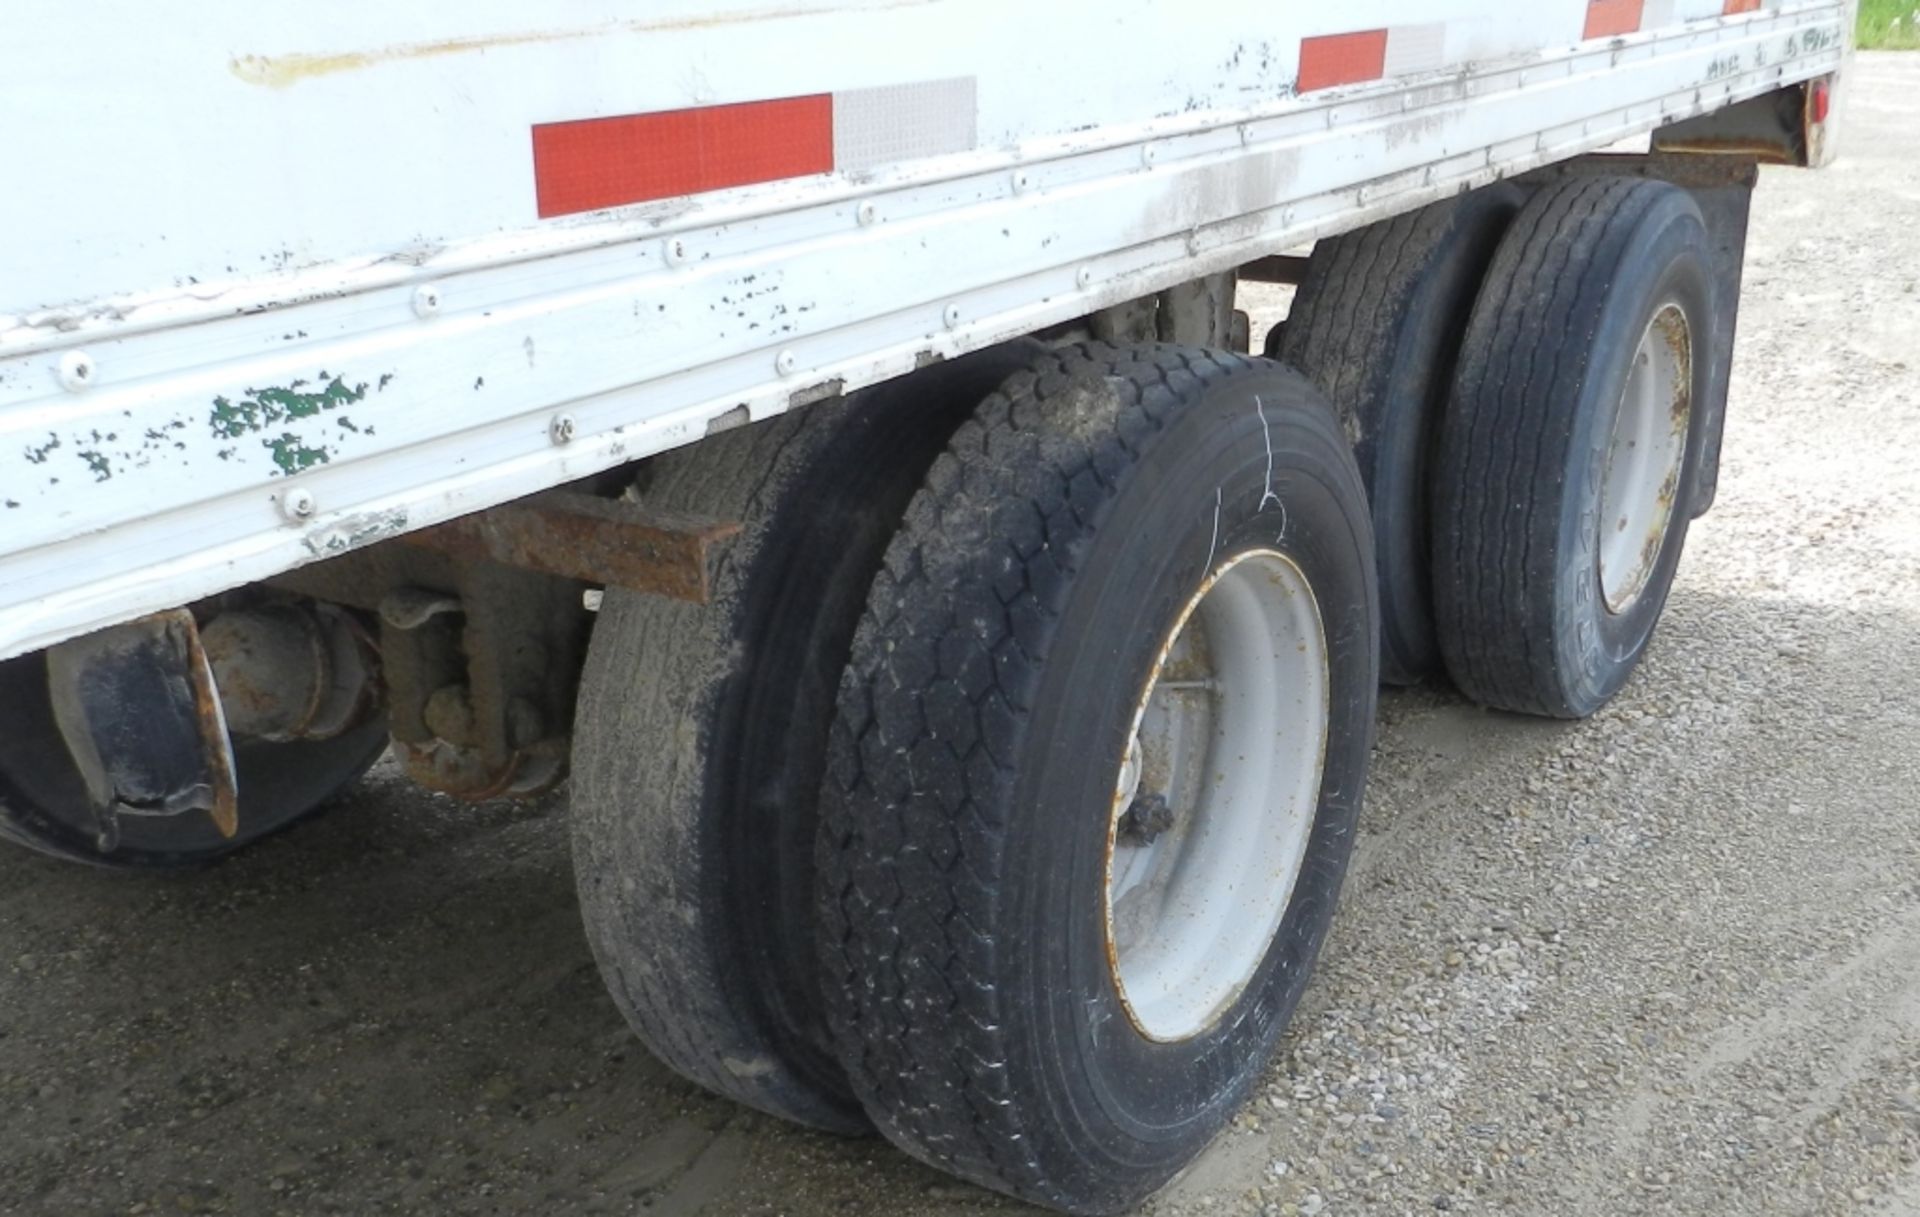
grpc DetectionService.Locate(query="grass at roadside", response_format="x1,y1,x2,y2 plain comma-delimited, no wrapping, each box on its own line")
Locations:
1860,0,1920,49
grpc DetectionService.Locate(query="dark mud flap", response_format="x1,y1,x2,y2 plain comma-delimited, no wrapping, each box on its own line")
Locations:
44,609,239,849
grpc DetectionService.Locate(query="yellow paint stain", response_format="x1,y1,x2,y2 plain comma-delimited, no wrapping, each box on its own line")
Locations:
230,0,940,88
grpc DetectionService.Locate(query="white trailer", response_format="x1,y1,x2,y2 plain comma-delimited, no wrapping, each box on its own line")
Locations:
0,3,1851,1211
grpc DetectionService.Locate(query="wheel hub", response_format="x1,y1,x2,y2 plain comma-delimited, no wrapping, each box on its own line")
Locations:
1599,303,1692,615
1103,548,1331,1043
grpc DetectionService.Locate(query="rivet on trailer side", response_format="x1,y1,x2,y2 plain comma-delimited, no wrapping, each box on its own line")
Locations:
0,0,1855,1210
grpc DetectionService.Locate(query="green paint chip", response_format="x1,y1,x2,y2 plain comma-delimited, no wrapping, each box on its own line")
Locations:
209,375,369,442
263,433,332,476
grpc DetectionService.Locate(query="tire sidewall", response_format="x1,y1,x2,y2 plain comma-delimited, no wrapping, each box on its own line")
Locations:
1554,194,1714,715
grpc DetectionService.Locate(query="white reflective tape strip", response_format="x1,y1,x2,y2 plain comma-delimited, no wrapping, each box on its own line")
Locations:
1383,23,1449,77
1643,0,1681,32
832,77,978,172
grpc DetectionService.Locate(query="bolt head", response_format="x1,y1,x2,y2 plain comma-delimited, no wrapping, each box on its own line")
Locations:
56,350,95,392
665,238,690,266
775,350,797,376
281,488,316,521
856,201,878,226
411,285,441,317
1117,792,1176,847
943,303,962,330
1012,171,1033,194
1076,267,1094,290
550,413,578,445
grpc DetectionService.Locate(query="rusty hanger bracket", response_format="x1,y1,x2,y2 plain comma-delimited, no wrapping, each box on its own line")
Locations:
395,492,741,604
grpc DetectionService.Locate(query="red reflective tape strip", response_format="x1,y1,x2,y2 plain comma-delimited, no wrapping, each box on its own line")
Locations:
1297,30,1389,93
1583,0,1645,38
532,95,834,219
1722,0,1762,13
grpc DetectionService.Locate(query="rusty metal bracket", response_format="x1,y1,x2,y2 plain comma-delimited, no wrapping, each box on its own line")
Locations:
396,492,740,603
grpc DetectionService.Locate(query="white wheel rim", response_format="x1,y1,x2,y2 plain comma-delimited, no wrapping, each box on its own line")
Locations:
1599,303,1692,615
1103,548,1330,1043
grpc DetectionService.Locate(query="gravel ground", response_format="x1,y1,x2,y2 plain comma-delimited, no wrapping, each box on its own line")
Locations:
2,53,1916,1217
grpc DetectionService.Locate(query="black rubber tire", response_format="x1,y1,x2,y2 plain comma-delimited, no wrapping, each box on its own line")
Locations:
570,343,1044,1134
1273,185,1526,685
0,649,387,870
817,343,1378,1214
1431,177,1714,719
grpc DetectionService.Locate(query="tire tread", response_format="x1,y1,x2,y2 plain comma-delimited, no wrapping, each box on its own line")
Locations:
817,343,1264,1208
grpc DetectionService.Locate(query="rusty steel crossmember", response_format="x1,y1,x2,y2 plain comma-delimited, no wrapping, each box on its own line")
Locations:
395,492,741,604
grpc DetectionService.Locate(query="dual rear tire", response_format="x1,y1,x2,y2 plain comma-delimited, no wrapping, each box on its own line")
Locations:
573,344,1380,1212
570,344,1050,1132
572,175,1721,1214
1275,176,1713,715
